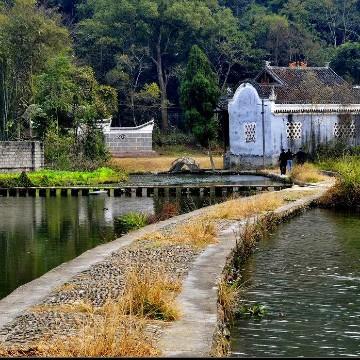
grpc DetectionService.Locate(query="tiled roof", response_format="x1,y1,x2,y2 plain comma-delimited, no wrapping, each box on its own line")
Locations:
255,66,360,104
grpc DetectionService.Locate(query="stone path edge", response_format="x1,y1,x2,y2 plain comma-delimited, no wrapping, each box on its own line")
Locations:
0,203,218,335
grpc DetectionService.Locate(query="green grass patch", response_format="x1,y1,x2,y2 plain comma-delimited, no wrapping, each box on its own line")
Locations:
0,167,128,187
114,212,149,235
318,156,360,207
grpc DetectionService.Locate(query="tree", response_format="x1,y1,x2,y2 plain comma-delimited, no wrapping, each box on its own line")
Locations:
0,0,70,139
180,45,220,170
33,54,117,138
331,42,360,84
76,0,241,130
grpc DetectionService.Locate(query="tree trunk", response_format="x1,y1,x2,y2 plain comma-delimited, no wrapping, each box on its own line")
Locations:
156,36,168,130
208,142,215,171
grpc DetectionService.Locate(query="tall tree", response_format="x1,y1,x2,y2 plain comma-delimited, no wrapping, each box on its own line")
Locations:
331,42,360,84
0,0,70,139
180,45,220,170
76,0,240,130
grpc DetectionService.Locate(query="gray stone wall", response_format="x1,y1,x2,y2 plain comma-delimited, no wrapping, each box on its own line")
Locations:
0,141,44,173
104,132,154,156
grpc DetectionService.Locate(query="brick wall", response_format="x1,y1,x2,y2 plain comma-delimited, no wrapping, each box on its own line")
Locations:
0,141,44,173
104,120,155,157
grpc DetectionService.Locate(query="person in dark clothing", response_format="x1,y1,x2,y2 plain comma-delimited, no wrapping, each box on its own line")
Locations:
286,149,294,172
279,148,287,175
295,148,307,165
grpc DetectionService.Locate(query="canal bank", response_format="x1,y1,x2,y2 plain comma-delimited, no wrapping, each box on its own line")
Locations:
0,178,333,356
230,208,360,357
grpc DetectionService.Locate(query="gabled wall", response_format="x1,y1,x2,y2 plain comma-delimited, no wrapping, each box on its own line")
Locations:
227,83,274,167
226,82,360,169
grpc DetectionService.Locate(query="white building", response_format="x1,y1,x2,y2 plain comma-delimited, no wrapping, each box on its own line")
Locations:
225,62,360,168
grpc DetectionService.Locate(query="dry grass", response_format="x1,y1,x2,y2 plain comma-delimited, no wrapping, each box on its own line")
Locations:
204,192,283,221
0,266,183,357
143,219,217,248
290,163,326,183
218,279,238,322
55,283,78,293
31,301,94,314
0,310,158,358
109,155,223,173
119,266,181,321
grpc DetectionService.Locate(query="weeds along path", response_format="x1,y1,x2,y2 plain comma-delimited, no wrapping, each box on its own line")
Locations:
0,179,333,357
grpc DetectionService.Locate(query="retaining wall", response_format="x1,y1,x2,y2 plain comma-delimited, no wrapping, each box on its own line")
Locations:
0,141,44,173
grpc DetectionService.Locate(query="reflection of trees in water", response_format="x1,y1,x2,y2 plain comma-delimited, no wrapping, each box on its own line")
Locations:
153,194,227,217
0,197,115,300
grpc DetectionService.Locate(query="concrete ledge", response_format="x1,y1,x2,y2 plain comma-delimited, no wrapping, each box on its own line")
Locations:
158,185,331,357
0,202,228,337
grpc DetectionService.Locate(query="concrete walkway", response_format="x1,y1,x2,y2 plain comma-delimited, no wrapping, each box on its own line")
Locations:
0,205,214,337
158,182,332,357
0,179,333,353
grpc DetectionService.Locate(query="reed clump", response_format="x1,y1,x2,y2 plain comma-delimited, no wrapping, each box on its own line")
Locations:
290,163,326,183
218,279,239,322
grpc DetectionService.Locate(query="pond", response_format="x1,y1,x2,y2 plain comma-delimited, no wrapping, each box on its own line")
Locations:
0,193,227,301
230,208,360,358
127,173,283,186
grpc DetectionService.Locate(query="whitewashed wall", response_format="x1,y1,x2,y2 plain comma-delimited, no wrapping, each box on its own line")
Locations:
226,82,360,168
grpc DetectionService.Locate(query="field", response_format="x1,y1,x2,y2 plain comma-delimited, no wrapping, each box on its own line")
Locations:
110,155,224,173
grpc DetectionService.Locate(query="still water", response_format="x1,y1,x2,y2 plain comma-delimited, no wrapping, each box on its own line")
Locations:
0,194,225,300
127,174,281,186
231,208,360,357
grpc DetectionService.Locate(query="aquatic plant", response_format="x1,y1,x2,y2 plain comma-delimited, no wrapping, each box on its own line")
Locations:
237,303,268,320
114,212,149,235
147,201,180,224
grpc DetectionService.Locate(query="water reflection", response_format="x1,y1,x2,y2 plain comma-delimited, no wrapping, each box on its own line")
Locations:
0,194,226,300
231,208,360,357
127,174,282,186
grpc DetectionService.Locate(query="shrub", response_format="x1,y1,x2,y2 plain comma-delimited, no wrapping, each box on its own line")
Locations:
44,125,110,171
152,125,196,147
17,172,34,187
114,212,149,235
320,156,360,207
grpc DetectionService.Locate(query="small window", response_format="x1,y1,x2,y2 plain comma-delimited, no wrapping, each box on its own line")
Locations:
334,121,355,138
244,122,256,143
286,122,302,139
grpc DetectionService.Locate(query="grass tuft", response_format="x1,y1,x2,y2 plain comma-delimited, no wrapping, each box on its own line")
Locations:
290,163,326,183
204,192,283,221
143,219,217,248
120,266,181,321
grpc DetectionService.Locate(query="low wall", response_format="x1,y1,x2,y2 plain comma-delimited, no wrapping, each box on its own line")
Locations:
0,141,44,173
224,152,275,169
104,120,156,157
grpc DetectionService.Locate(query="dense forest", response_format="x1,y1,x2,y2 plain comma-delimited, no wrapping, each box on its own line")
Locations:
1,0,360,141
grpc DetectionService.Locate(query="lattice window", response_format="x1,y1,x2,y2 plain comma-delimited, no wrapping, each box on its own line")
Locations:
334,121,355,138
286,122,302,139
244,122,256,143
